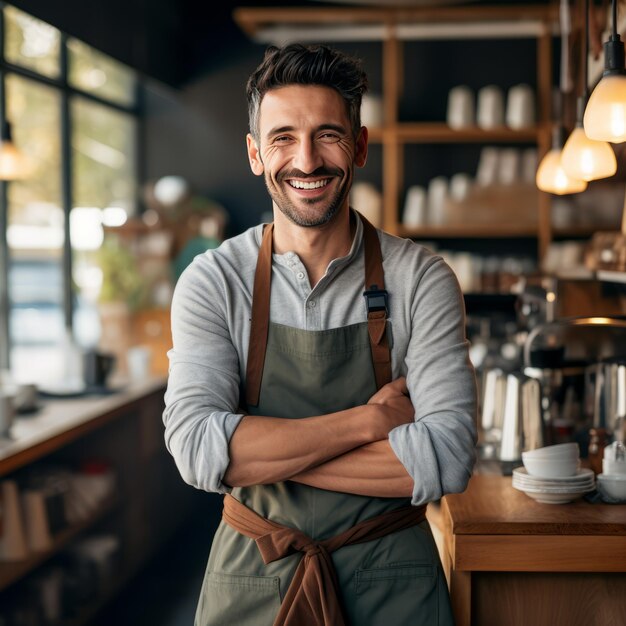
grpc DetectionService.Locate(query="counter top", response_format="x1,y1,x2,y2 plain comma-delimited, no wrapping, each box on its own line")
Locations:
444,474,626,536
0,376,167,477
441,475,626,574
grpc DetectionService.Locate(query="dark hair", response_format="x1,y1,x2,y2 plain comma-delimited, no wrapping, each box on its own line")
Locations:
246,43,368,142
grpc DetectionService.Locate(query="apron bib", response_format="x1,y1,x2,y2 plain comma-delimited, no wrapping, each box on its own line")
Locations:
195,215,453,626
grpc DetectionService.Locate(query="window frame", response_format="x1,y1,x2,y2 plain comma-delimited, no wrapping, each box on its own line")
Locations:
0,4,143,369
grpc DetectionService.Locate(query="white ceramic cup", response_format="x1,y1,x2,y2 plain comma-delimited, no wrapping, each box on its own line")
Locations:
361,94,384,127
427,177,448,225
476,147,500,186
449,173,473,201
477,85,505,129
506,84,535,129
403,186,427,227
447,85,475,129
497,148,521,185
603,458,626,475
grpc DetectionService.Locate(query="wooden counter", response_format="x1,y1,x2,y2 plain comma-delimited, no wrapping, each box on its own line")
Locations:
0,378,203,623
0,377,168,475
441,475,626,626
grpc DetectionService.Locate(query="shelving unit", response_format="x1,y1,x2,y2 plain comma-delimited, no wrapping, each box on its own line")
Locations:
0,496,120,593
0,381,200,624
234,4,559,262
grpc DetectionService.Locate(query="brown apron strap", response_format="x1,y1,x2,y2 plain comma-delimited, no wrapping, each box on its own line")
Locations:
222,494,427,626
245,214,392,407
360,214,392,390
245,223,274,407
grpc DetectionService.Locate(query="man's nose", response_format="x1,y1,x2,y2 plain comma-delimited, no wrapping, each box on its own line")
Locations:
292,139,323,174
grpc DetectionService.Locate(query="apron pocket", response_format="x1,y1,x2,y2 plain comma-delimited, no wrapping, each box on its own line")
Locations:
352,562,438,626
196,572,281,626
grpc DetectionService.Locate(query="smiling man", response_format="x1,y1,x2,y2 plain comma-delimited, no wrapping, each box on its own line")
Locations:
164,44,477,626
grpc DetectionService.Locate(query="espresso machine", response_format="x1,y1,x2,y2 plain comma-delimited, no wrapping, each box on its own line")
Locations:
523,316,626,453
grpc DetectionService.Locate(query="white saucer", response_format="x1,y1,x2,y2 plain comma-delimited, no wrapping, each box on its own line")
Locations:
515,489,592,504
513,467,594,484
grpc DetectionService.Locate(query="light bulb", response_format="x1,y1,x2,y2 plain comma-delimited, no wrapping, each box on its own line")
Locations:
0,141,29,180
584,74,626,142
561,128,617,181
536,148,587,195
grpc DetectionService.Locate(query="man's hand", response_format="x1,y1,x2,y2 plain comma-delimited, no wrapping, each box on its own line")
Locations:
367,377,415,440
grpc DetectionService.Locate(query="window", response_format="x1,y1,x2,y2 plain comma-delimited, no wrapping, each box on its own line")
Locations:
0,4,140,385
4,5,60,78
68,38,135,107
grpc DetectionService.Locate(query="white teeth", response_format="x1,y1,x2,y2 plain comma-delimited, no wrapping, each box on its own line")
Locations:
289,179,329,190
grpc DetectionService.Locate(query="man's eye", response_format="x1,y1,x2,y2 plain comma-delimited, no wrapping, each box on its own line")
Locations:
273,135,291,143
319,133,341,142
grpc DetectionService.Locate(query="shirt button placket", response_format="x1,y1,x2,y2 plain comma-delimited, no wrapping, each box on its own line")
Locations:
306,298,320,329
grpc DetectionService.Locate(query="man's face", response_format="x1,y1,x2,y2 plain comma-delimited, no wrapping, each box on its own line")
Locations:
247,85,367,227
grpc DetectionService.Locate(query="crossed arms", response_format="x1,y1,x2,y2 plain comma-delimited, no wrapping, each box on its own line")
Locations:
223,378,415,498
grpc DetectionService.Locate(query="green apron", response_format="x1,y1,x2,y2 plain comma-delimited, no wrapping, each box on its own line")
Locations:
195,216,453,626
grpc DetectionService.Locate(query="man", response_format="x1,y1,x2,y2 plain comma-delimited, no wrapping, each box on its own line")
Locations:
164,44,476,626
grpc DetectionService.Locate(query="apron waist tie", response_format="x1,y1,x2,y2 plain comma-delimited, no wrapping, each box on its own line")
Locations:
222,493,427,626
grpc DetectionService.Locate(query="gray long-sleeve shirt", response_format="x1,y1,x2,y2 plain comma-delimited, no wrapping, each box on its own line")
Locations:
163,212,477,505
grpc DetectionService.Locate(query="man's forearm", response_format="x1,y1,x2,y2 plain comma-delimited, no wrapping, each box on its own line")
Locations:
224,405,382,487
290,440,413,498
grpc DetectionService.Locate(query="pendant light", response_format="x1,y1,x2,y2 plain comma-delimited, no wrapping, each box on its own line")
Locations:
0,121,28,180
537,127,588,194
584,0,626,142
536,1,587,195
562,0,617,181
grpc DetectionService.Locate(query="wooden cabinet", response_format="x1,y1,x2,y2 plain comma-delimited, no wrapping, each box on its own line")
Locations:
234,4,560,261
440,475,626,626
0,380,199,624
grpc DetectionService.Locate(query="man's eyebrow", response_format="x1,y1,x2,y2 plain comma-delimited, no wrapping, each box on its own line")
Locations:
266,125,294,138
266,123,349,139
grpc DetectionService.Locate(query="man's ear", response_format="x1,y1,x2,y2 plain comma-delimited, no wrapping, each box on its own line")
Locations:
247,134,264,176
354,126,368,168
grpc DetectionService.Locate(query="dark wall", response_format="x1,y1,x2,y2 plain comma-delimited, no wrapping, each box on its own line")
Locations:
144,46,267,236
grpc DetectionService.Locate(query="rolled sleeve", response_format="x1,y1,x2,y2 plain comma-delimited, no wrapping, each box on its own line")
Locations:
391,258,477,505
162,256,246,494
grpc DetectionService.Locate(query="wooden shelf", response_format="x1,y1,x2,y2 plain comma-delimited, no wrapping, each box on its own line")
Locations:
234,5,558,38
399,224,538,239
234,4,557,259
367,124,542,144
397,123,541,143
0,496,119,593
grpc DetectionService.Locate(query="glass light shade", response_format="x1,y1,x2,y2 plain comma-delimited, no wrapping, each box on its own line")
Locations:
0,140,29,180
536,149,587,195
561,128,617,181
583,74,626,142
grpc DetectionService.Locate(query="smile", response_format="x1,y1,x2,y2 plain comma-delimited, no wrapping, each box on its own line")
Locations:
287,179,330,190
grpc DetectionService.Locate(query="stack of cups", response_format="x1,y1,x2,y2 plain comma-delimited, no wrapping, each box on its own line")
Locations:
512,443,595,504
522,443,580,478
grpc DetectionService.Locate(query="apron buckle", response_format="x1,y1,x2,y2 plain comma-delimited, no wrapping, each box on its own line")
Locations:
363,285,389,317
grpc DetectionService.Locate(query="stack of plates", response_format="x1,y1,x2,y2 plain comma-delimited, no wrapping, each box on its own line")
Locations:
512,467,595,504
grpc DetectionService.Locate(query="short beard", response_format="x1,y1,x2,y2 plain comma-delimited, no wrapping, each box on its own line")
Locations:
267,167,350,228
